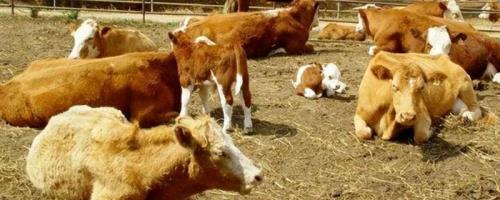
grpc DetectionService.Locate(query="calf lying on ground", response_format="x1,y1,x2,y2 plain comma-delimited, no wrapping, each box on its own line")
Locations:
177,0,319,58
26,105,263,200
0,52,180,127
68,19,158,59
354,52,496,144
318,23,365,41
169,31,253,134
292,63,346,99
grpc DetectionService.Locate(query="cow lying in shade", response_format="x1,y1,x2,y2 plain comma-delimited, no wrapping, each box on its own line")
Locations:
68,19,158,59
168,32,253,134
318,23,365,41
26,105,263,200
0,52,180,127
292,63,346,99
176,0,319,58
354,52,496,144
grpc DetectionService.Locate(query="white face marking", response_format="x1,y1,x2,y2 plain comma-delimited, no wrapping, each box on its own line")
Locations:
194,36,216,46
69,19,99,59
179,85,194,117
292,64,313,88
209,121,261,193
368,45,377,56
355,13,365,33
322,63,347,96
445,0,464,21
211,71,233,132
479,3,491,19
427,26,452,56
409,78,416,88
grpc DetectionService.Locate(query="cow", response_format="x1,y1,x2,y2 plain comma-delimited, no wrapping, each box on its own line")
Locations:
354,52,495,144
168,32,252,134
176,0,319,58
479,1,500,23
356,8,500,80
68,19,158,59
26,105,263,200
291,63,346,99
354,1,463,20
318,23,365,41
0,52,181,128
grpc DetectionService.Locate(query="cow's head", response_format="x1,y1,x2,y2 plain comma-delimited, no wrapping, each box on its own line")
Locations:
289,0,319,29
371,63,446,126
174,116,263,194
321,63,344,93
444,0,464,21
68,19,104,59
479,3,492,19
410,26,466,56
354,4,380,33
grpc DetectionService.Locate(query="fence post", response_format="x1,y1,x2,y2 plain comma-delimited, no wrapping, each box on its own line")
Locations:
336,1,340,18
150,0,153,12
53,0,56,9
142,0,145,23
273,2,276,9
11,0,14,15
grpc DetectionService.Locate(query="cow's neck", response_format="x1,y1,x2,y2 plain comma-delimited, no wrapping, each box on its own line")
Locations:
364,9,382,38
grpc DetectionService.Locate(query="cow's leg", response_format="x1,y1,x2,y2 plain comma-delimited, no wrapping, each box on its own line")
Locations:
238,81,253,133
458,82,482,121
354,114,372,140
380,117,398,141
212,79,233,133
413,114,432,144
284,39,314,55
179,85,194,117
199,85,211,115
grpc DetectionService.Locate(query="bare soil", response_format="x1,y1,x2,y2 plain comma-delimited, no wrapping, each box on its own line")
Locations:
0,14,499,200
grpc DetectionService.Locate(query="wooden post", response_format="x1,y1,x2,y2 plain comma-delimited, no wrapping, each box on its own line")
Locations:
336,1,340,18
53,0,56,9
273,2,276,9
11,0,14,15
150,0,153,12
142,0,145,23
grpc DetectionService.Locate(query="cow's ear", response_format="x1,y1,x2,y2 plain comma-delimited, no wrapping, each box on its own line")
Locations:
100,27,111,36
438,2,448,11
371,64,393,80
427,71,447,83
168,32,178,45
174,125,197,149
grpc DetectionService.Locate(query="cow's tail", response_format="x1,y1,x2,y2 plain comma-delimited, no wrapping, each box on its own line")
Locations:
234,45,248,96
480,106,497,125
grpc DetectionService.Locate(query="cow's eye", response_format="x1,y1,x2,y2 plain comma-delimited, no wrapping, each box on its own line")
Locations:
217,151,229,158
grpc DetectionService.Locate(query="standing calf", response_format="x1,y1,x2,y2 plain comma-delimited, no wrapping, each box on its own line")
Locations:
26,105,263,200
168,31,253,134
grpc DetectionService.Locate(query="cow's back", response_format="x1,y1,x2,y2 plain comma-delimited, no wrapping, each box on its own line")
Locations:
101,29,158,57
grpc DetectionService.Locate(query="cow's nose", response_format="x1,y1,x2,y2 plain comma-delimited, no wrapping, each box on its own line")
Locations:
401,112,416,121
254,175,263,183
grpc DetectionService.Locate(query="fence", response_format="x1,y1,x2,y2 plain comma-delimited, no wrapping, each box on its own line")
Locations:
1,0,499,33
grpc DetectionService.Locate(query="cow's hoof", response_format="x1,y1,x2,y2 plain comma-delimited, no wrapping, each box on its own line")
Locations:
243,127,254,134
356,127,372,140
462,111,475,122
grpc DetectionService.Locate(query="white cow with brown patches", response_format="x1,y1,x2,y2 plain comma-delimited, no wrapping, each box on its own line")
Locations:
68,19,158,59
26,105,263,200
292,63,346,99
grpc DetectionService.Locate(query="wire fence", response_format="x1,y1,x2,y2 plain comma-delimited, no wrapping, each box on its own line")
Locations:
2,0,499,33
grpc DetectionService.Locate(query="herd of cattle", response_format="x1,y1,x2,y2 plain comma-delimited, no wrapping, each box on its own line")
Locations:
0,0,499,199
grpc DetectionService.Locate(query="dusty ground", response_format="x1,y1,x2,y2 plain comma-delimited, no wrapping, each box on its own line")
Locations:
0,14,499,200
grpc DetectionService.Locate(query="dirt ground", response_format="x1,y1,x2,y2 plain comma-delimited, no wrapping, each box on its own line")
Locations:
0,14,499,200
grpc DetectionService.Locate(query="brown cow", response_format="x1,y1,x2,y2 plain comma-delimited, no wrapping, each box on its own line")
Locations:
403,2,448,18
168,32,253,134
318,23,365,41
27,105,263,200
68,19,158,59
176,0,319,58
356,8,500,80
0,52,180,127
354,52,495,144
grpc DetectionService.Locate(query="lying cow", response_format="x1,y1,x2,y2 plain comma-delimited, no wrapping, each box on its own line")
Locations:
292,63,346,99
176,0,319,58
68,19,158,59
318,23,365,41
0,52,180,127
479,1,500,23
354,52,495,144
356,8,500,80
168,32,253,134
26,105,263,200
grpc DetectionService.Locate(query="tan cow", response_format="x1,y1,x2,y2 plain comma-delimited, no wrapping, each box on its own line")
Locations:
356,8,500,80
68,19,158,59
168,32,252,134
0,52,180,127
176,0,319,58
26,105,263,200
318,23,365,41
354,52,495,144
